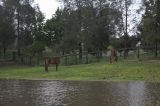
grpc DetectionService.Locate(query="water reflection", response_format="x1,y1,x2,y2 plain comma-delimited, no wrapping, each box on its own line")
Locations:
0,80,160,106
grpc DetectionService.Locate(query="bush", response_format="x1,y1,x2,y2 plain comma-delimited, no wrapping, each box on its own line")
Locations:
28,41,45,56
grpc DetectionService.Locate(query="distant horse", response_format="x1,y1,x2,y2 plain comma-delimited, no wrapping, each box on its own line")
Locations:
110,49,118,63
45,57,60,72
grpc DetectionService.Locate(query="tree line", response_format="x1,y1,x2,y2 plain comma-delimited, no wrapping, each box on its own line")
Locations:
138,0,160,57
0,0,160,59
0,0,46,57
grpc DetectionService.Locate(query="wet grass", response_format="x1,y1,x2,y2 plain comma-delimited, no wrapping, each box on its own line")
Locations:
0,60,160,81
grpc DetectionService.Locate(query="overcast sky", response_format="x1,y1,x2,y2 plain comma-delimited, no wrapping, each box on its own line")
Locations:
34,0,60,19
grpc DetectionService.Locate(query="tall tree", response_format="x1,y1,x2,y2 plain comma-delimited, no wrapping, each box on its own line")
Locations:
32,5,46,45
139,0,160,57
15,0,36,55
0,0,44,56
44,9,63,46
114,0,132,58
56,0,122,57
0,0,15,56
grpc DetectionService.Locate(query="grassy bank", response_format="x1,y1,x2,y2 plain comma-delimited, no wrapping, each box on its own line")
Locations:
0,60,160,81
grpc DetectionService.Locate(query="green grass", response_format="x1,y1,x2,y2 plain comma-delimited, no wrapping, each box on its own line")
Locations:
0,60,160,81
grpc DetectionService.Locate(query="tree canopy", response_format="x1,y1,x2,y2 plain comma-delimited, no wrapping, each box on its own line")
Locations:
0,0,160,58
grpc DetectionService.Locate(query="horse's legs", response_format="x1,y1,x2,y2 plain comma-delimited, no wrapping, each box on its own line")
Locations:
45,60,48,72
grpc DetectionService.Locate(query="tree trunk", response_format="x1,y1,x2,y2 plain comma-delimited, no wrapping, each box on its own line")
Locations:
124,0,128,59
62,51,65,55
3,47,6,57
79,42,82,60
155,42,158,57
97,51,100,62
99,49,103,59
17,0,21,56
12,52,16,61
0,48,1,57
137,47,140,59
77,1,82,61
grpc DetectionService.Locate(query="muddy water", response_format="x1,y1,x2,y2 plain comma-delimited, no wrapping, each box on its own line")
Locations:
0,80,160,106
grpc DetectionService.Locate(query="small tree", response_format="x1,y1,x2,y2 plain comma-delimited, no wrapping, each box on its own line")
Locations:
29,41,45,57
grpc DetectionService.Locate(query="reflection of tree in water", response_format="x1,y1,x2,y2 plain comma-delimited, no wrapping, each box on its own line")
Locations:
57,81,144,106
1,81,160,106
144,83,160,106
0,80,40,106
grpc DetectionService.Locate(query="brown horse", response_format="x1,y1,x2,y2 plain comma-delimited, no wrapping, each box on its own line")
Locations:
110,49,118,63
45,57,60,72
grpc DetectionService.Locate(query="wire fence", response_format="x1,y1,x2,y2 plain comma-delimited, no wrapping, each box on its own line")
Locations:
0,46,160,66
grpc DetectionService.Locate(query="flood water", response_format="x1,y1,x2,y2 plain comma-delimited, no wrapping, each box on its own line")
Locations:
0,80,160,106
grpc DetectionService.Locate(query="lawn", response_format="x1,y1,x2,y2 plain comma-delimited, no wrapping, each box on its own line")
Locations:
0,60,160,81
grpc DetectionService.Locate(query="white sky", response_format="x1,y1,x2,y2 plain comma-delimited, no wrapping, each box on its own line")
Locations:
34,0,60,19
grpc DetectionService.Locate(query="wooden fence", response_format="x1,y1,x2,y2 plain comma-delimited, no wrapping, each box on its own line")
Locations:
0,46,160,66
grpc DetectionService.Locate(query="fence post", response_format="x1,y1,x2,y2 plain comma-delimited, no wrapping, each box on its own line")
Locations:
21,54,24,64
0,49,1,57
123,48,126,59
86,52,89,64
12,52,16,61
45,59,48,72
29,56,32,65
75,54,78,64
65,55,68,65
97,52,100,63
137,47,140,59
155,43,158,57
37,56,39,65
56,64,58,71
